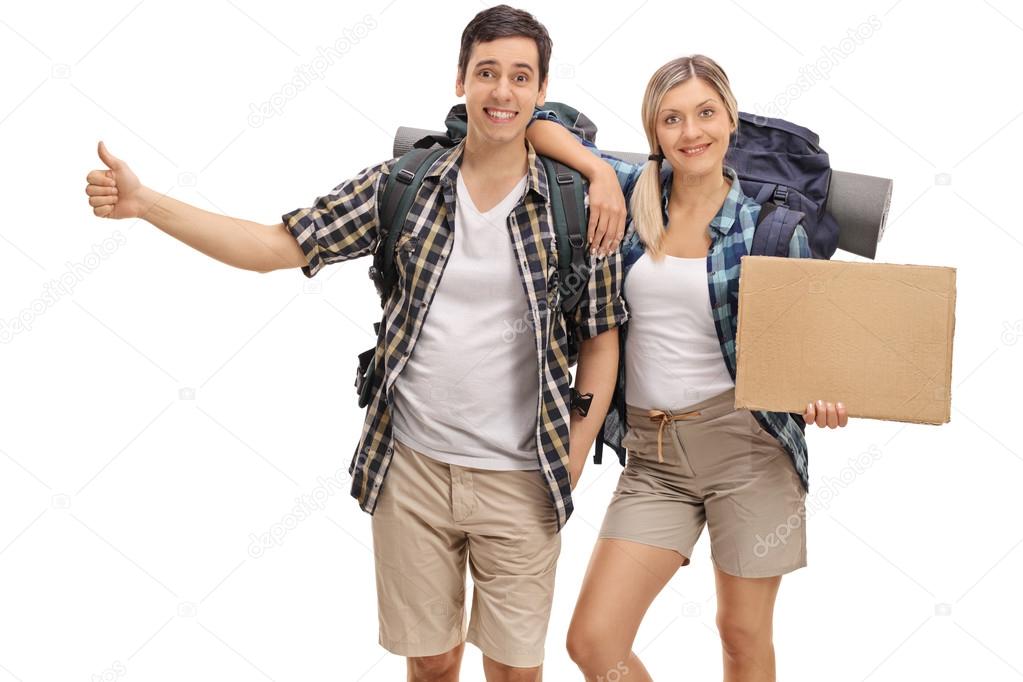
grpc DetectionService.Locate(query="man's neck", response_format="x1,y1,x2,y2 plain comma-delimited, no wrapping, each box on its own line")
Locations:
461,130,529,182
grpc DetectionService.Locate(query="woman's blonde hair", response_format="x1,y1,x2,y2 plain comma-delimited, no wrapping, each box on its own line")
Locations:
631,55,738,258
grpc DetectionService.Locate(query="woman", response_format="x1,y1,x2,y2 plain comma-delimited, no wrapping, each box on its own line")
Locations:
527,55,849,681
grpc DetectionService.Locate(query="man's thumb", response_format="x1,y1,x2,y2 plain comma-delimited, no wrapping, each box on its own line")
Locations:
97,140,122,170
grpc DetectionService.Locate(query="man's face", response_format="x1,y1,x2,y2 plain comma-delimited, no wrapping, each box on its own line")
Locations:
455,36,548,147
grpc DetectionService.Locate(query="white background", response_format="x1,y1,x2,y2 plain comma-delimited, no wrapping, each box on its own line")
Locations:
2,1,1022,680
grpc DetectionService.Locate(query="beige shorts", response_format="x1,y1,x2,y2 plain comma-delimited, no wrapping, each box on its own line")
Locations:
599,387,807,578
371,437,561,668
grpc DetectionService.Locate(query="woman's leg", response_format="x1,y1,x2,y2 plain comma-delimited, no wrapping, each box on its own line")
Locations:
713,567,782,682
566,538,686,681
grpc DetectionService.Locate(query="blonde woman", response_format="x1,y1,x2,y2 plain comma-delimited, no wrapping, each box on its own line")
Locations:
527,56,848,681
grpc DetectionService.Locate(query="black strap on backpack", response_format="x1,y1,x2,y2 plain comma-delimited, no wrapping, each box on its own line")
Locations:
750,184,805,257
542,157,590,315
368,146,447,306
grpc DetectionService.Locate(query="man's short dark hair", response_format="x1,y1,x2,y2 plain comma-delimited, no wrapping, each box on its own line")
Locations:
458,5,552,84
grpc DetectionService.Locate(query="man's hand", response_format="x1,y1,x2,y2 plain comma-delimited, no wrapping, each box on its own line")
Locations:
804,400,849,428
85,141,145,219
587,163,626,258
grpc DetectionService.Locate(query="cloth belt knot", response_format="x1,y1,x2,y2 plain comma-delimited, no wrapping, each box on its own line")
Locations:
646,409,702,463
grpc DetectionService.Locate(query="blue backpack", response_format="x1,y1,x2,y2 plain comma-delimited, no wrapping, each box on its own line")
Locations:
728,111,839,260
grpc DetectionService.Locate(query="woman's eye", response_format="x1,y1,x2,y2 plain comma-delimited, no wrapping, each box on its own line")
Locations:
700,109,715,117
665,116,679,124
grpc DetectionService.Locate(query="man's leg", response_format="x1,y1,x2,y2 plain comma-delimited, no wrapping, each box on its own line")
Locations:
372,440,471,679
407,642,465,682
457,465,561,681
482,657,541,682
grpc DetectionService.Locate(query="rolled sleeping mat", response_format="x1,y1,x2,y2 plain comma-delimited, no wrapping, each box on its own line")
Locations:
394,126,892,260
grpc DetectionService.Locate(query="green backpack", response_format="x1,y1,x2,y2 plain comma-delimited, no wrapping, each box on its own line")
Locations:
355,103,596,408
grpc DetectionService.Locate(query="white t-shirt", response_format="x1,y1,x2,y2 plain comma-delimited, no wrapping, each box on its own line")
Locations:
390,171,540,470
624,251,734,411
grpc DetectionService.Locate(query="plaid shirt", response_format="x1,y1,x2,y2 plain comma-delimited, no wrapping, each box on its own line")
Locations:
531,109,813,491
281,139,629,530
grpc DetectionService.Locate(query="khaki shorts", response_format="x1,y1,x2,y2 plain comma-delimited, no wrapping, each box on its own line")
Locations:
599,387,807,578
371,437,560,668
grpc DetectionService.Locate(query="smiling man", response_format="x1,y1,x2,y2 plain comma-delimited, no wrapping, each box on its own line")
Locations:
84,5,626,681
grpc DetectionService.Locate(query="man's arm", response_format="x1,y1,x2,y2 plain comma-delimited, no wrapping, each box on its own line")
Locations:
565,242,630,489
135,188,306,273
568,328,619,488
85,141,390,275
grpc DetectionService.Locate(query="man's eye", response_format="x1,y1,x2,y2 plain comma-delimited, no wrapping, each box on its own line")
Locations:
479,70,493,78
516,74,528,82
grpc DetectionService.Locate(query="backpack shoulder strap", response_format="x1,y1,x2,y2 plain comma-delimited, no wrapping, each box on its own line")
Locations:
540,157,589,315
371,146,446,305
751,199,805,258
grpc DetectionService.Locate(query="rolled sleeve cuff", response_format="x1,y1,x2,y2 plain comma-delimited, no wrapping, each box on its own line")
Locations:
280,207,325,278
577,294,629,340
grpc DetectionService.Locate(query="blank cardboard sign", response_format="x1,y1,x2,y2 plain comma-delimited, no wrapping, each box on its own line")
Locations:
734,256,956,424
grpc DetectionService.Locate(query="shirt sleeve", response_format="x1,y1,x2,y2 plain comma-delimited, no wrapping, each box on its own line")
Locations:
571,246,630,341
788,223,812,259
531,108,645,204
280,158,395,278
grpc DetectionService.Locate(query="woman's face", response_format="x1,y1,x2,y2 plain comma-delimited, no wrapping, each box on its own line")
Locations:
655,78,734,179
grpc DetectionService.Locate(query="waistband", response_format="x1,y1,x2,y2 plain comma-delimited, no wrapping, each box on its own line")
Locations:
624,387,741,464
625,387,739,427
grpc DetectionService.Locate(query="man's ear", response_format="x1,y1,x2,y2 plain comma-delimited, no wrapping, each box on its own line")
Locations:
455,65,465,97
535,77,549,107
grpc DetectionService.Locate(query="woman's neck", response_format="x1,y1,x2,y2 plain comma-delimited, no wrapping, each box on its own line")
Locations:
668,167,730,213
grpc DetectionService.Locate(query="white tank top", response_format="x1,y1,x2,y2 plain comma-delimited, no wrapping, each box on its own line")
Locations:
390,171,540,470
624,251,734,411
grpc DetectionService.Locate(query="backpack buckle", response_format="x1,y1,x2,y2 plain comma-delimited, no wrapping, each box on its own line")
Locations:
397,168,416,185
556,172,574,185
773,186,789,205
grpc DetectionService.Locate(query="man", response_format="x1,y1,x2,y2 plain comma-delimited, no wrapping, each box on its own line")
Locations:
83,6,626,681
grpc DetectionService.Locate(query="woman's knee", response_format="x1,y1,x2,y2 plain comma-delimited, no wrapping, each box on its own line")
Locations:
566,622,626,672
715,614,772,658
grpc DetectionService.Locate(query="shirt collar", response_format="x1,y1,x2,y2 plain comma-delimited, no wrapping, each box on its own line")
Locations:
426,138,550,204
658,165,744,236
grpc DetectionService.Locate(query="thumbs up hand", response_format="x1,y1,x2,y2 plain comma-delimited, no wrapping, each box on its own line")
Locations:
85,141,145,219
